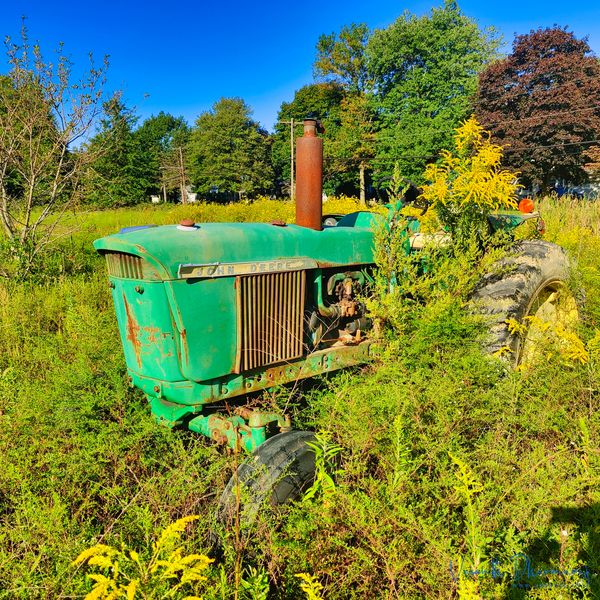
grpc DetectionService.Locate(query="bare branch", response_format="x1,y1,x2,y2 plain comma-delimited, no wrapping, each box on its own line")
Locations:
0,23,111,278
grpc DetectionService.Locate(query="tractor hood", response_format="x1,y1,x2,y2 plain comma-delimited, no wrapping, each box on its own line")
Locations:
92,217,380,389
93,220,379,280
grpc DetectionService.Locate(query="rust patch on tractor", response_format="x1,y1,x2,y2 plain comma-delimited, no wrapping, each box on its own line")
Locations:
144,326,174,358
123,294,142,368
316,260,370,269
179,328,189,366
143,326,161,344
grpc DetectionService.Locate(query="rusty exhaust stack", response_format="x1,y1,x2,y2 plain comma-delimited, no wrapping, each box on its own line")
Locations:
295,118,323,230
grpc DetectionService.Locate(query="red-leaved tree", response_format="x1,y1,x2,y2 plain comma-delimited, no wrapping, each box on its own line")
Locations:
474,27,600,193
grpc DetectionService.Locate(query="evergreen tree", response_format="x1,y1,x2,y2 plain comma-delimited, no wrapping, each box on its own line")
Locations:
84,98,149,207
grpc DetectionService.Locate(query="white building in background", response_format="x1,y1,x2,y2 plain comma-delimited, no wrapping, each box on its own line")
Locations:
149,186,199,204
184,185,198,203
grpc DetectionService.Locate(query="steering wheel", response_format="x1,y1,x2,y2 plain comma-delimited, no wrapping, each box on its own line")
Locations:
322,214,344,227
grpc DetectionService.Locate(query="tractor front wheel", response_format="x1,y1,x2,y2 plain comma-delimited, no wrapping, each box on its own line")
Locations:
216,430,316,527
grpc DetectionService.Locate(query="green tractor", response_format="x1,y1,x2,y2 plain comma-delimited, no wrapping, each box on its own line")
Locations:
94,119,573,520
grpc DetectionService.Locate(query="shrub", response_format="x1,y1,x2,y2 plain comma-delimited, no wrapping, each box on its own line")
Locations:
420,117,519,251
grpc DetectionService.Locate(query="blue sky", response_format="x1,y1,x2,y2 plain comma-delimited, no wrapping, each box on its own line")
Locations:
2,1,600,132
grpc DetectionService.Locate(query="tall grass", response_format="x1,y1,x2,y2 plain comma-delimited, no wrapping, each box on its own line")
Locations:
0,197,597,598
60,195,364,238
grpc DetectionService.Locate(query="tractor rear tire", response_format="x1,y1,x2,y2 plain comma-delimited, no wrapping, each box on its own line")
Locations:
216,430,316,527
470,240,576,367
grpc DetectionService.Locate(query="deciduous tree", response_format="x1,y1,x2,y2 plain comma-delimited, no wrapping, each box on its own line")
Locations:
314,23,372,93
313,24,377,202
474,27,600,192
0,24,110,277
328,94,376,204
271,83,344,195
159,127,191,203
367,1,499,184
134,112,189,200
187,98,274,199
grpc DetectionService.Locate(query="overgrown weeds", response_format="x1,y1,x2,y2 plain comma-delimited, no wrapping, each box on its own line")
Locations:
244,197,598,598
0,196,598,598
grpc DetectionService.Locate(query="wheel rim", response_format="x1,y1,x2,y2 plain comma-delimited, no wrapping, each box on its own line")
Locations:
518,282,579,369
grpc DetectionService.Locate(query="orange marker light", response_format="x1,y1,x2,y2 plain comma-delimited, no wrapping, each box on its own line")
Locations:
518,198,535,214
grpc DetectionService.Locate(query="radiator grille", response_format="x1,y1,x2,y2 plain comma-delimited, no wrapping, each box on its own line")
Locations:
104,252,144,279
237,271,306,371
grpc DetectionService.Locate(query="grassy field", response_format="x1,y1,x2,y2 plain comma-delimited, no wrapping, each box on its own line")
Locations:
0,197,598,599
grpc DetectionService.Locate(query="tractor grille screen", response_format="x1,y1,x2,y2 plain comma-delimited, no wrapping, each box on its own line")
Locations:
237,270,306,371
104,252,144,279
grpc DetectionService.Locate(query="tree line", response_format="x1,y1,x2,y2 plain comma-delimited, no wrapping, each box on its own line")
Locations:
79,1,600,207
